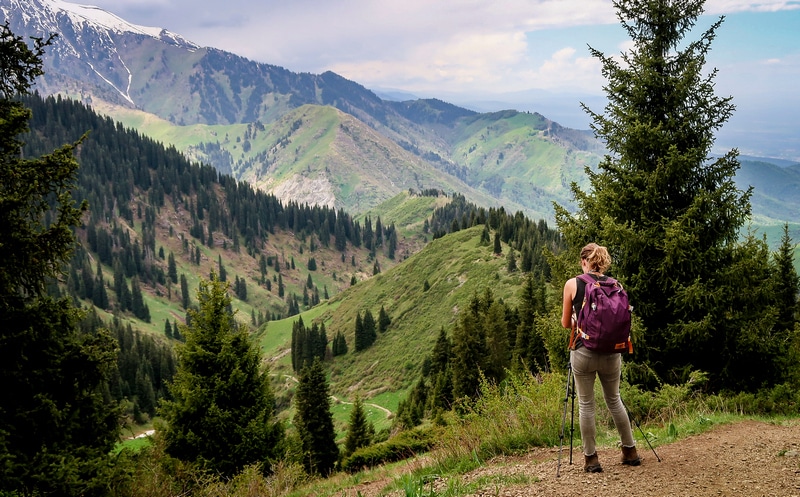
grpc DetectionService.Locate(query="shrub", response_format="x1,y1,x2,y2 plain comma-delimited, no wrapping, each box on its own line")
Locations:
341,426,437,472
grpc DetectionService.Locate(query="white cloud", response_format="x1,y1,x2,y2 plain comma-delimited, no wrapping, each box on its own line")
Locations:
706,0,800,13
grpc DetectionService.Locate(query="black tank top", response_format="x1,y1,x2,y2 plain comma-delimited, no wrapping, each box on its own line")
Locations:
572,273,608,315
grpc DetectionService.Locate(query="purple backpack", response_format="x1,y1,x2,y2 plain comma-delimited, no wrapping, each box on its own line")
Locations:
575,273,632,353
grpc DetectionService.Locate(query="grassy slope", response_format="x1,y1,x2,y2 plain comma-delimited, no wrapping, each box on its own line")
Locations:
262,225,526,403
94,102,512,216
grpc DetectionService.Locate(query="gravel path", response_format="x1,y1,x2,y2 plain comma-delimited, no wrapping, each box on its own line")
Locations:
347,420,800,496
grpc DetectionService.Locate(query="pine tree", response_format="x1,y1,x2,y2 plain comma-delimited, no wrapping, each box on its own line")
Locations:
506,249,517,272
161,275,283,476
363,309,377,347
92,261,108,309
0,26,120,495
484,299,510,384
450,306,485,399
332,330,348,356
513,273,547,373
773,224,800,334
130,276,150,322
294,358,338,475
180,273,190,309
493,232,501,255
168,251,178,283
354,312,365,351
217,254,227,282
378,305,391,332
553,0,779,389
344,395,374,457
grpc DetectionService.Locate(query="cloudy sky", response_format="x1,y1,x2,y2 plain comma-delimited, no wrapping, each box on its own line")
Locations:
78,0,799,159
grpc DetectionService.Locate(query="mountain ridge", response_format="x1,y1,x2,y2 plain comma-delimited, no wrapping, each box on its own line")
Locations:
2,0,603,220
4,0,799,233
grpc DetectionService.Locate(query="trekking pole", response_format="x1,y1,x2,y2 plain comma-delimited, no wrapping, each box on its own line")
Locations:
556,362,573,477
568,369,576,464
620,397,661,462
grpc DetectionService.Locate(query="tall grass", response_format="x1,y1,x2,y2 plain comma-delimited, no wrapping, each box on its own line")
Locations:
433,371,563,469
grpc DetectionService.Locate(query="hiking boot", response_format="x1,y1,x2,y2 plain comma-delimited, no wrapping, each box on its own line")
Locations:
584,452,602,473
621,445,641,466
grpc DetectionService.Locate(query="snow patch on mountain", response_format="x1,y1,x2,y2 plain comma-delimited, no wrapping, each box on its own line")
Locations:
1,0,198,49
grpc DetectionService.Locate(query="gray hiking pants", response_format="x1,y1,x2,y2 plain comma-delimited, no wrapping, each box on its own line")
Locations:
570,346,635,456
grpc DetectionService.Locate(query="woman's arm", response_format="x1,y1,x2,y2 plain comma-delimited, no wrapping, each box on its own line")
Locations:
561,278,576,328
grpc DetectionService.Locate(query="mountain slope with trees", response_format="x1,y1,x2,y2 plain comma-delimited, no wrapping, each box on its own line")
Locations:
6,0,799,232
0,25,121,495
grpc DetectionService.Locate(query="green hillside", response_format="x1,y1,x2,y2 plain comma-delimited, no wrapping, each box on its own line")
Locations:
261,225,528,401
94,101,516,216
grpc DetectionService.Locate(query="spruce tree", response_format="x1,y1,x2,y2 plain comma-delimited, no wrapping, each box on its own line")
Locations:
161,274,283,476
344,395,374,457
354,312,365,351
773,224,800,334
0,25,120,495
294,358,338,475
378,305,391,332
484,300,510,384
450,307,485,399
168,251,178,283
554,0,780,389
179,273,190,309
363,309,377,347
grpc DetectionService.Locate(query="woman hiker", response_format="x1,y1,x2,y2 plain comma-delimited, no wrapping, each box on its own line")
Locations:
561,242,641,472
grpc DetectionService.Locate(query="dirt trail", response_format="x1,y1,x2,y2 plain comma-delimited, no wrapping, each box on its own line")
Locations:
347,420,800,496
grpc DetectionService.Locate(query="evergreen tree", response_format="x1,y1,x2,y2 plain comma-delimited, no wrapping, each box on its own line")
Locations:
513,273,547,373
332,330,348,356
164,318,174,339
354,312,365,352
484,299,510,384
773,224,800,334
130,276,150,322
363,309,377,347
387,223,397,259
480,224,490,245
493,232,501,255
92,261,109,309
217,254,227,282
421,327,454,411
375,216,383,247
180,273,190,309
294,358,338,475
553,0,779,389
344,395,374,457
161,275,283,476
168,251,178,283
506,249,517,272
0,26,120,495
450,305,485,399
378,305,391,332
114,260,131,311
